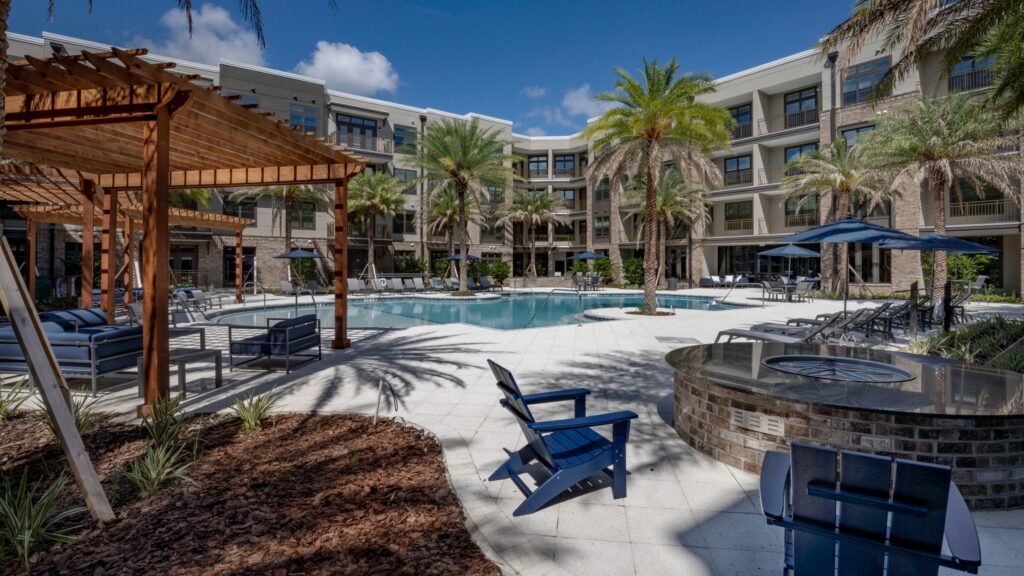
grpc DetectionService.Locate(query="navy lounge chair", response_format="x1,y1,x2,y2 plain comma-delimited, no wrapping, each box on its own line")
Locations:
227,314,321,373
486,360,638,516
760,443,981,575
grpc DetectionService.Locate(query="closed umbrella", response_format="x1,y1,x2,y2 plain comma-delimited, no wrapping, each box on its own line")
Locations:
784,218,919,312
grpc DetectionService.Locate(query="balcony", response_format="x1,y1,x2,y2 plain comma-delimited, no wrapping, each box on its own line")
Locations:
724,218,753,233
948,69,994,93
731,123,753,140
336,133,394,154
949,199,1020,225
784,213,817,229
480,234,505,245
552,168,577,178
346,222,393,242
723,170,753,187
757,167,785,186
757,110,819,135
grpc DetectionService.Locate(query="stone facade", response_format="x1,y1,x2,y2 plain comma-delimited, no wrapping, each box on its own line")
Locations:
674,371,1024,511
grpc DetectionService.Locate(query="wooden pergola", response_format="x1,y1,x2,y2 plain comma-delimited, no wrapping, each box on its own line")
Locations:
2,46,365,416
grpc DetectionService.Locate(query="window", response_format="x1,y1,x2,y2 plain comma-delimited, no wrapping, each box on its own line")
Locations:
579,152,588,170
595,178,611,202
594,216,610,239
724,201,752,221
723,155,752,185
393,210,416,235
556,188,575,209
336,114,378,149
949,56,994,92
393,125,417,148
784,88,818,128
553,154,575,177
853,199,890,220
528,156,548,178
785,195,817,227
395,168,417,194
290,201,317,230
289,104,318,134
482,252,503,262
729,104,752,139
222,246,255,287
481,214,504,243
784,143,818,175
222,194,256,221
842,57,892,105
842,125,875,147
487,185,504,204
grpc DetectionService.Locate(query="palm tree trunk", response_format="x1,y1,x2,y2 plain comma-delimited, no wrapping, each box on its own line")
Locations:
457,181,469,292
932,171,948,295
284,196,293,250
529,223,537,276
447,223,454,256
609,179,624,283
659,219,667,284
836,190,851,295
641,155,659,314
0,0,8,155
366,214,376,273
687,227,694,288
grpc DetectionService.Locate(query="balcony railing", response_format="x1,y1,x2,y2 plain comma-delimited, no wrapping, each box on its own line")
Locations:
336,132,394,154
528,169,548,179
785,213,817,228
724,218,753,232
758,110,820,134
948,69,994,93
552,168,577,178
1,217,26,230
723,170,753,186
757,167,784,185
480,234,505,244
731,123,753,140
950,199,1019,224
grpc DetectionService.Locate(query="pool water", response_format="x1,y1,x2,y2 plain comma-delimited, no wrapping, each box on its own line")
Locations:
216,293,741,331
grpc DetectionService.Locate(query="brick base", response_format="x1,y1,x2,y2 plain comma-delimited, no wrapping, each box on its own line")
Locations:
674,372,1024,510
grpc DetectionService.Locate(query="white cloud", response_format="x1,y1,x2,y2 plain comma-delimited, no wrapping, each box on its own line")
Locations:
520,86,547,98
523,127,547,136
562,84,614,118
525,106,575,128
294,41,399,95
134,4,265,66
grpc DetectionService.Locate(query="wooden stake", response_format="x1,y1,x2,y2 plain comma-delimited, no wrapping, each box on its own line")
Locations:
332,176,350,349
80,180,95,308
0,237,115,522
139,106,171,418
99,184,118,324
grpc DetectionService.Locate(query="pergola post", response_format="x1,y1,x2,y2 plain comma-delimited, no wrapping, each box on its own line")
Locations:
139,107,171,417
80,180,95,308
99,186,118,324
235,230,244,304
332,176,350,349
123,219,134,305
25,217,36,299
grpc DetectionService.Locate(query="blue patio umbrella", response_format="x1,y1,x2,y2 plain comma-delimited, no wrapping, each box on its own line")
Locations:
567,251,608,261
880,233,999,297
444,253,481,261
758,244,820,277
783,218,919,312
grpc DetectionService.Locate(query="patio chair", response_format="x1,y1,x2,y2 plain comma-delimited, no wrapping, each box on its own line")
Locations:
430,277,446,291
572,273,586,291
699,276,715,288
387,278,405,293
486,360,638,516
760,443,981,575
227,314,321,373
413,277,429,292
403,278,418,292
761,281,786,302
717,311,859,344
467,277,481,291
791,280,814,302
444,278,459,291
479,277,499,291
191,289,228,311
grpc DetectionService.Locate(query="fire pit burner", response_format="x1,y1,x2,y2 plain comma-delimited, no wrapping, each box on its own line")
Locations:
762,355,914,383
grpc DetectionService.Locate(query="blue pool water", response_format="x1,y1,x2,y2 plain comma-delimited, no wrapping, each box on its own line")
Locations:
216,293,741,331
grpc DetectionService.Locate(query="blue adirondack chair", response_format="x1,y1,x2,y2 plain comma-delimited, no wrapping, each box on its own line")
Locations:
486,360,638,516
760,443,982,575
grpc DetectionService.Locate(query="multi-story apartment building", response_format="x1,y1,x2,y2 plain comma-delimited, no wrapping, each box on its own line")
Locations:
2,30,1020,295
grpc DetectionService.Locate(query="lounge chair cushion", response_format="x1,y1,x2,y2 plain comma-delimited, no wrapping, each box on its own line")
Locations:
230,334,271,356
0,323,142,374
39,308,109,329
269,316,317,346
231,315,318,357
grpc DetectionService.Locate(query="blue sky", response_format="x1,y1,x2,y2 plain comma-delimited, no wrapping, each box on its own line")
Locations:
11,1,852,135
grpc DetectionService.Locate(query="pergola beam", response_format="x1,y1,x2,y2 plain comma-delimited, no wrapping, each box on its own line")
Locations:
100,189,118,323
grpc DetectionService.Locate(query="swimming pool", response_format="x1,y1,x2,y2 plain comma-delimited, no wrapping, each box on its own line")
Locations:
215,293,742,331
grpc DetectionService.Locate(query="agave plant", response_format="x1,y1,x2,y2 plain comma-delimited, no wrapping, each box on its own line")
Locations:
231,389,281,436
43,394,103,438
140,394,186,450
123,444,194,496
0,377,30,422
0,471,85,571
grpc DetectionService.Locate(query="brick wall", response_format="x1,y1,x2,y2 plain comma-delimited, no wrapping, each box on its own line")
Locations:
674,372,1024,510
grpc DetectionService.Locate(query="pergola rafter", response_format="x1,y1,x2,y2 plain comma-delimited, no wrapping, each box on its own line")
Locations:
1,46,364,420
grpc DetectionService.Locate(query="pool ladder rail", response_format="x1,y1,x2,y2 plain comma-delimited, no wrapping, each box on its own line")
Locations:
523,288,585,329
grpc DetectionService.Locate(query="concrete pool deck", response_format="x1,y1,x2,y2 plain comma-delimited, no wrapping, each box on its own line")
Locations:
64,288,1024,575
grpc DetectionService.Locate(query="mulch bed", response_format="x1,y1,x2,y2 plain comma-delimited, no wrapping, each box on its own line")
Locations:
0,412,499,576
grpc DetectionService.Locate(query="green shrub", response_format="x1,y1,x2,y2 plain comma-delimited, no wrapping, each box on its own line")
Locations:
395,256,427,274
433,258,451,278
291,259,317,285
991,347,1024,373
0,471,85,571
232,390,280,437
910,316,1024,367
0,378,30,422
534,262,547,277
141,395,185,450
490,261,510,284
973,292,1023,304
593,258,614,284
44,394,102,438
623,259,644,287
124,444,193,496
468,260,489,281
571,260,589,274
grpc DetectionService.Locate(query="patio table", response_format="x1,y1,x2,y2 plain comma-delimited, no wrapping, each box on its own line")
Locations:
136,348,222,399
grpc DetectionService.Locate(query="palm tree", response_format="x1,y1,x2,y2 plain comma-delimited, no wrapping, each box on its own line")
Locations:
169,188,213,209
409,119,518,292
781,139,890,290
582,59,731,314
625,169,707,282
228,184,331,251
497,189,569,276
858,94,1019,291
820,0,1024,118
427,186,466,258
348,172,406,274
975,4,1024,120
